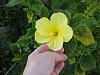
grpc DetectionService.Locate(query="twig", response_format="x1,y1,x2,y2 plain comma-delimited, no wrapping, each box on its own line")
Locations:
5,62,17,75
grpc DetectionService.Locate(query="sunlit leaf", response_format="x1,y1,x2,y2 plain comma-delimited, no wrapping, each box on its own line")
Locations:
27,10,33,23
74,25,95,45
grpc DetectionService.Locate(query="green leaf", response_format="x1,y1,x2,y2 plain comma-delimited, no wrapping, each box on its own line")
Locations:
39,6,50,17
27,10,33,23
80,54,96,71
51,0,62,9
84,17,97,32
23,46,30,51
64,38,77,64
76,43,97,56
6,0,24,7
64,38,77,52
74,71,85,75
9,43,20,51
84,43,97,51
26,27,35,37
75,71,85,75
28,0,44,14
60,63,75,75
17,35,32,46
12,56,21,62
17,27,35,47
74,63,85,75
68,57,75,64
71,14,83,28
74,25,95,45
34,41,40,48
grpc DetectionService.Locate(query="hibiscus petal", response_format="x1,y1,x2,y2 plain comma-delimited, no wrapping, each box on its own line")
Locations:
50,12,68,30
62,25,73,42
47,35,63,51
35,31,52,43
36,17,56,36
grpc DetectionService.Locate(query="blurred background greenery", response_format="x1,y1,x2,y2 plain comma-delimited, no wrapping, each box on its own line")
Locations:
0,0,100,75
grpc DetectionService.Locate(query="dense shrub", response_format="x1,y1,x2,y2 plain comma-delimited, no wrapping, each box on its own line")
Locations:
0,0,100,75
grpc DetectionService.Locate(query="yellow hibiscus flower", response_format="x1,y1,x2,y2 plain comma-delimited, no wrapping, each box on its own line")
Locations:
35,12,73,51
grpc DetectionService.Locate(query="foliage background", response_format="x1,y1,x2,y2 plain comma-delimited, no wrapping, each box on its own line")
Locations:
0,0,100,75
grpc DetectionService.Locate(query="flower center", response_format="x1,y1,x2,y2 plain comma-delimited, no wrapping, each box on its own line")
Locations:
54,32,58,36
